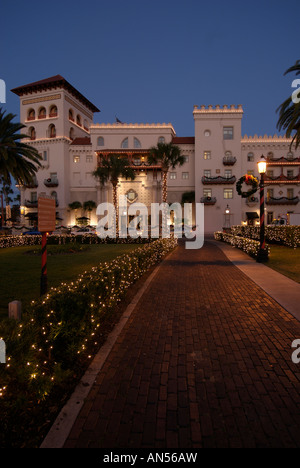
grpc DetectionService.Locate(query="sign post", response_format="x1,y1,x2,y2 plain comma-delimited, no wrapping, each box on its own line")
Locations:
38,197,56,296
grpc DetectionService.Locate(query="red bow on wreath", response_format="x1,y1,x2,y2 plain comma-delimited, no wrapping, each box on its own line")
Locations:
244,174,252,185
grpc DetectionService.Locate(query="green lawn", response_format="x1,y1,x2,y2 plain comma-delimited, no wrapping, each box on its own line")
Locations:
0,243,140,319
267,245,300,283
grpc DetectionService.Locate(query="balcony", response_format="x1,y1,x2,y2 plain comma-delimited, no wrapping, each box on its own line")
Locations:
25,200,38,208
202,176,236,185
266,156,300,165
44,176,59,187
246,196,259,207
24,177,38,188
266,196,299,205
223,156,237,166
265,174,300,184
200,196,217,205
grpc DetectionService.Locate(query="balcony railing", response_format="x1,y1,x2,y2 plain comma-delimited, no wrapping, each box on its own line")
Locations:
202,176,236,185
266,156,300,164
223,156,237,166
44,177,59,187
25,200,38,208
200,196,217,205
265,175,300,183
266,196,299,205
246,196,259,206
24,177,38,188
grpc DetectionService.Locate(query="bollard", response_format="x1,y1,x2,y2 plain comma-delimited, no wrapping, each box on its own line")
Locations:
8,301,22,321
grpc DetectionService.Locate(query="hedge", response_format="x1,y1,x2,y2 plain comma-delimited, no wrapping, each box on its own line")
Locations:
0,234,154,249
230,225,300,249
0,237,177,447
214,231,270,259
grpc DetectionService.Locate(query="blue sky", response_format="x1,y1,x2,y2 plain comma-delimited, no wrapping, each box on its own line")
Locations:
1,0,299,137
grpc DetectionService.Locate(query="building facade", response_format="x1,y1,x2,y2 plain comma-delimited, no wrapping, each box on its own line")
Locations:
11,75,300,234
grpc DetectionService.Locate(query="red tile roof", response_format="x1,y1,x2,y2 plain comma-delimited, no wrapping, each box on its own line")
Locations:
11,75,100,113
172,137,195,144
70,137,91,145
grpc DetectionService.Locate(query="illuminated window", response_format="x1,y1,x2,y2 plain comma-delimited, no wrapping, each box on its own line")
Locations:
204,151,211,160
169,172,177,180
182,172,189,180
224,188,233,199
73,155,80,163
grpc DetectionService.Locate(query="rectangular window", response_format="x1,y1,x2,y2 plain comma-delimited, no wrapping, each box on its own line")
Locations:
169,172,177,180
43,150,48,161
203,188,212,198
224,188,233,199
287,188,294,199
224,169,232,179
182,172,189,180
86,155,93,163
203,151,211,160
247,152,254,162
267,170,274,177
184,155,189,163
31,192,37,202
247,170,254,176
287,170,294,179
73,155,80,163
267,189,274,200
204,170,211,178
223,127,234,140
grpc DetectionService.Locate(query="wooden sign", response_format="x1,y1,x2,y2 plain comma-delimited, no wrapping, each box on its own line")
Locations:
38,197,56,232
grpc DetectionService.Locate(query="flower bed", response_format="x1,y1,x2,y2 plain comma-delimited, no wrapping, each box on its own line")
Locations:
230,225,300,249
0,237,177,447
214,231,270,259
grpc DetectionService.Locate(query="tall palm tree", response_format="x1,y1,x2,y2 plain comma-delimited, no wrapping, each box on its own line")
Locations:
277,60,300,149
0,108,42,185
148,142,185,203
93,154,135,232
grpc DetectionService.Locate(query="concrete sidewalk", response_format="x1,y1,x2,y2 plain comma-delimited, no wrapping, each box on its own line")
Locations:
41,240,300,448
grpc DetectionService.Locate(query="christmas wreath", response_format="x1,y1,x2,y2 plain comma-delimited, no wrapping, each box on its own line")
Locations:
236,174,259,198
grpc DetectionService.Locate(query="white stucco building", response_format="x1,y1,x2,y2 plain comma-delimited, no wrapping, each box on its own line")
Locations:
11,75,300,234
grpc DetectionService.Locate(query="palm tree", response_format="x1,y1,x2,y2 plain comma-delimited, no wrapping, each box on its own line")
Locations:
277,60,300,149
93,154,135,232
148,142,185,203
0,108,42,185
68,201,82,225
83,200,97,223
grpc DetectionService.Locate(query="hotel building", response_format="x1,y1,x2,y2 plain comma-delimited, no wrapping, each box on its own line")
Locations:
11,75,300,234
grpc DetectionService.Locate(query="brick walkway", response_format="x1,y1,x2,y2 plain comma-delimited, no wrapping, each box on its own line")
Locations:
64,240,300,448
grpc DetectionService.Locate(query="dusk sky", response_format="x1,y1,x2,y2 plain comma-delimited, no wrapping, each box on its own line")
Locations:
1,0,299,137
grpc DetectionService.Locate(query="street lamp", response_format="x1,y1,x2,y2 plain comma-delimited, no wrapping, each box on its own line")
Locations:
257,155,268,262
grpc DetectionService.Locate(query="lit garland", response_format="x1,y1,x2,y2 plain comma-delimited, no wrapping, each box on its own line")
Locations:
0,238,177,424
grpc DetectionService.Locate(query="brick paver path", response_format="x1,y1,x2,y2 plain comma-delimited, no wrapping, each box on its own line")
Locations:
64,241,300,448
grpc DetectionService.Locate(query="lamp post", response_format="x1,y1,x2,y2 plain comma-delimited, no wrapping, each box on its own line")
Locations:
257,155,268,262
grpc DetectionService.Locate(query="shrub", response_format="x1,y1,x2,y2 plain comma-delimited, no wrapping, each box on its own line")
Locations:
0,238,177,446
214,231,270,259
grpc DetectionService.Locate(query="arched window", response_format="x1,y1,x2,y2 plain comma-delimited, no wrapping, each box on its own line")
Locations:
267,152,274,160
134,137,141,148
158,136,165,144
38,107,46,119
29,127,36,140
121,137,128,149
83,119,89,130
27,108,35,121
69,127,74,140
49,124,56,138
76,114,82,126
97,136,104,146
69,109,74,121
49,105,58,117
